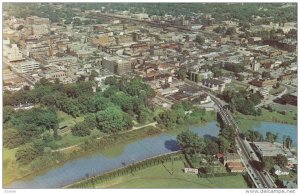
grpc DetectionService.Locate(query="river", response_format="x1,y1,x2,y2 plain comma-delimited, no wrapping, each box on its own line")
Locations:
6,121,296,188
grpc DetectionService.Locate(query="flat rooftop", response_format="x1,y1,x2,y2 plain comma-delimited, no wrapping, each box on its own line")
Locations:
253,141,290,157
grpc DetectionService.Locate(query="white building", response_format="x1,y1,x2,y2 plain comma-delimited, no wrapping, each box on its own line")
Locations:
12,60,40,73
9,44,25,62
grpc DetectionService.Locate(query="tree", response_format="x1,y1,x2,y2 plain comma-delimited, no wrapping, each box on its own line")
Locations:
246,130,262,142
104,76,118,86
33,139,45,155
225,27,236,35
218,136,230,153
73,18,82,26
71,122,91,137
137,107,150,124
96,106,130,133
284,136,292,149
237,74,244,81
263,156,275,171
3,106,15,123
155,110,176,128
84,113,97,129
211,67,223,78
274,154,288,168
195,34,205,45
177,67,187,80
176,130,205,155
203,139,219,155
11,108,59,141
249,93,262,105
96,19,103,24
266,132,277,144
3,129,24,149
15,144,40,165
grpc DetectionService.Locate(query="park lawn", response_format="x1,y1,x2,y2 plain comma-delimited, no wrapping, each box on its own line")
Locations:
96,160,248,189
236,108,297,132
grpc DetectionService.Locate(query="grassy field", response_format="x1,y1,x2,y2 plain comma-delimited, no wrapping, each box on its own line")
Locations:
3,148,31,185
95,160,248,188
236,108,297,132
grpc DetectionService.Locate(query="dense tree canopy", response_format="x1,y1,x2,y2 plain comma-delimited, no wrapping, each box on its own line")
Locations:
177,130,205,155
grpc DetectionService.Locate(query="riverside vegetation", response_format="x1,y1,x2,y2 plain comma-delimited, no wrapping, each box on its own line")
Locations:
3,76,215,185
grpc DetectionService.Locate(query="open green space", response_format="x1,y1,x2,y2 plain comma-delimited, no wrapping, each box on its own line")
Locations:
236,108,297,132
94,160,248,188
3,148,30,185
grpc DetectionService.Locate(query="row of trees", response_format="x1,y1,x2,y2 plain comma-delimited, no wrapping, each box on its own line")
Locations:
243,130,293,148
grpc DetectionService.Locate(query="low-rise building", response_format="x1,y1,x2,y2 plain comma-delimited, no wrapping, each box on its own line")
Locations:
11,60,40,73
201,79,225,92
226,162,245,173
252,142,293,159
223,153,241,166
249,78,277,87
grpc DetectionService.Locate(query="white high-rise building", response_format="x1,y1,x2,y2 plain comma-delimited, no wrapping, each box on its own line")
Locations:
9,44,25,62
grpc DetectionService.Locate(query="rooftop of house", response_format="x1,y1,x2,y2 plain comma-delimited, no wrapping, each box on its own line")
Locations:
224,153,240,161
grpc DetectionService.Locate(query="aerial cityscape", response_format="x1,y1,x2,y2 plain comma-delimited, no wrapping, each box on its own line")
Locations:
2,2,298,190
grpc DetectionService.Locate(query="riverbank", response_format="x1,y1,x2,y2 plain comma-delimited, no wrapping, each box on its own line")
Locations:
3,126,160,186
236,108,297,132
4,112,216,187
